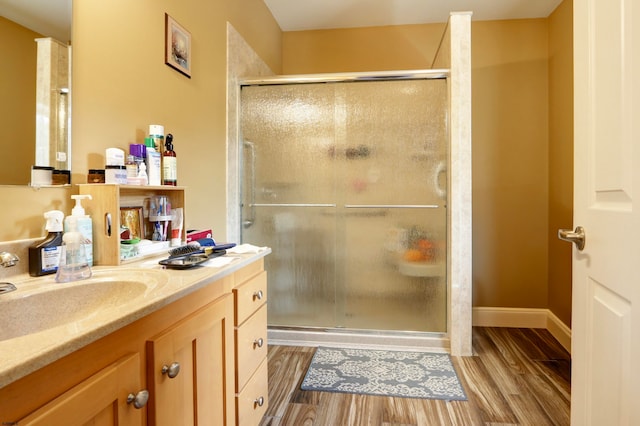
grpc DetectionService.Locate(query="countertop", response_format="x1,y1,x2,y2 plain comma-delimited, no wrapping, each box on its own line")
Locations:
0,249,270,388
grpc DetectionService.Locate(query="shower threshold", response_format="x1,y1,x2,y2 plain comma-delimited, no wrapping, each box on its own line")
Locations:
268,326,450,353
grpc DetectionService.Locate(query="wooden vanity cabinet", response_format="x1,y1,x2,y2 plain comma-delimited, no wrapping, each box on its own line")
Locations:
0,269,242,426
233,260,269,425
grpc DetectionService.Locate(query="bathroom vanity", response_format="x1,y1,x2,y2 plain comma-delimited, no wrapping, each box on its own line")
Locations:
0,252,269,425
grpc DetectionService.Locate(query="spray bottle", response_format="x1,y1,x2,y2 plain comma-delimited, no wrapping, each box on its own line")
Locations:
28,210,64,276
64,194,93,266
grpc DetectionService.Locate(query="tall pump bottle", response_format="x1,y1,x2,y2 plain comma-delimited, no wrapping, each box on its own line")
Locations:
162,133,177,186
64,194,93,266
28,210,64,276
56,216,92,283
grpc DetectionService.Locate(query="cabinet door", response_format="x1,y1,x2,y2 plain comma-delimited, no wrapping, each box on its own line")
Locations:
147,294,235,426
18,353,144,426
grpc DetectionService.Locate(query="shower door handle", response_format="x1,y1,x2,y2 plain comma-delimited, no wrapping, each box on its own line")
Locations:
243,141,256,228
434,161,447,199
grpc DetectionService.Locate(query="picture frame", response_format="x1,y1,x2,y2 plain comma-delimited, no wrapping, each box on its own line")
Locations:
165,13,191,78
120,206,145,242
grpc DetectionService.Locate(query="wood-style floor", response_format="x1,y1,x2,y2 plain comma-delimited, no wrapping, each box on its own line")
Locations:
259,327,571,426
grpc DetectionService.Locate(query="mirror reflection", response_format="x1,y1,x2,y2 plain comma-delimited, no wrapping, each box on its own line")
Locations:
0,0,72,185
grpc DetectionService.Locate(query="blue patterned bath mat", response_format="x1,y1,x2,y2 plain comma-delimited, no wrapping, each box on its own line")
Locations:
300,347,467,401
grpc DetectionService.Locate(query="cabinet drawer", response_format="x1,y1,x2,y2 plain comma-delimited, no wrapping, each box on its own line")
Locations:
236,359,268,426
234,271,267,325
235,304,267,390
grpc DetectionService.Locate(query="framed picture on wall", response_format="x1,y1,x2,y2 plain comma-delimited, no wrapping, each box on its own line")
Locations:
165,13,191,78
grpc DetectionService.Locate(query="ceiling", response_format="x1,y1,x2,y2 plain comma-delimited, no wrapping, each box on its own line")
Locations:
0,0,563,43
264,0,564,31
0,0,71,41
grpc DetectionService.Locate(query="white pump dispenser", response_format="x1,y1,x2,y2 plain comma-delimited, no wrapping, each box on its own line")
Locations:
64,194,93,266
56,216,92,283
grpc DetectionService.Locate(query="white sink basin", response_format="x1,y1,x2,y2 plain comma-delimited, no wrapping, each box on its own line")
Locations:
0,268,168,341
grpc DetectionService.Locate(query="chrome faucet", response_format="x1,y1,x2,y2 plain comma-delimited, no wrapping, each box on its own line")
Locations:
0,252,20,267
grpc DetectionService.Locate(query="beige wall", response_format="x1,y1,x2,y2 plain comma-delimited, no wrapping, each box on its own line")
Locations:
281,10,573,319
283,24,446,73
471,19,550,309
0,0,281,243
72,0,281,242
0,17,39,185
548,0,574,326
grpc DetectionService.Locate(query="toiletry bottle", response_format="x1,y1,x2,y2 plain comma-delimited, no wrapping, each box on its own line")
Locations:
145,137,162,186
28,210,64,276
149,124,165,152
138,161,149,185
56,216,92,283
129,143,146,174
126,154,138,181
163,133,177,186
64,195,93,266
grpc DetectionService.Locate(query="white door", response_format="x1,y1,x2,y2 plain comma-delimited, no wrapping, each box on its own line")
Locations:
569,0,640,425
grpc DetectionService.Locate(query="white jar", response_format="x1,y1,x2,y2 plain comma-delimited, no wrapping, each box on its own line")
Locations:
105,165,127,184
31,165,53,186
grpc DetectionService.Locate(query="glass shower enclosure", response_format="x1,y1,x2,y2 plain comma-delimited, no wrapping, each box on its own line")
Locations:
240,73,448,334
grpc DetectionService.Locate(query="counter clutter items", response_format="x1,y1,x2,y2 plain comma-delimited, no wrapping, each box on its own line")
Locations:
0,248,270,426
227,243,270,254
85,124,178,187
157,239,234,269
79,183,186,266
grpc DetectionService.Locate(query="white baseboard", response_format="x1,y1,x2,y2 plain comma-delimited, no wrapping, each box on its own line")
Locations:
546,310,572,354
473,307,572,354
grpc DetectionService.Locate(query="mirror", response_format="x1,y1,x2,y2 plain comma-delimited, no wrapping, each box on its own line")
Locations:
0,0,72,185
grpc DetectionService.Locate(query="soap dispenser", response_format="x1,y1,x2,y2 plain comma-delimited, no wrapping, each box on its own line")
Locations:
64,194,93,266
56,216,92,283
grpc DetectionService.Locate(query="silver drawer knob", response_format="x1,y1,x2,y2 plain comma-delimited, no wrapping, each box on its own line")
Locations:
161,362,181,378
127,390,149,409
253,290,264,301
253,337,264,348
254,396,265,408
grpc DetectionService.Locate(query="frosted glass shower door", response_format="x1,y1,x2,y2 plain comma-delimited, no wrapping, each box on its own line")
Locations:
335,80,448,333
240,77,448,333
241,84,339,328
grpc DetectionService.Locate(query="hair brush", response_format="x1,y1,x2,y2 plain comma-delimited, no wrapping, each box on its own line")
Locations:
168,238,214,258
168,239,235,258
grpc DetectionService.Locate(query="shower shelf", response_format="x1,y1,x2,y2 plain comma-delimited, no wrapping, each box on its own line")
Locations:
410,151,444,161
397,260,445,277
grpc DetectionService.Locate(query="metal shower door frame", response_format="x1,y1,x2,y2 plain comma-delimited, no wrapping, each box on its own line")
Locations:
238,69,451,334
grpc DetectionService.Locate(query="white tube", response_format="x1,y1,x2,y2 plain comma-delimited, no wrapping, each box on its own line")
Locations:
170,208,183,247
